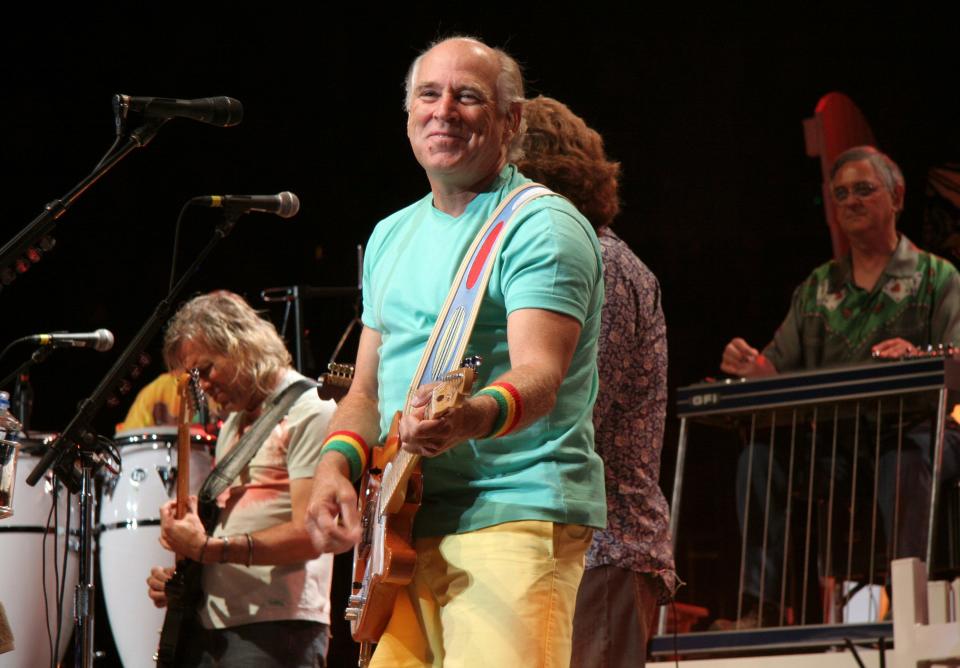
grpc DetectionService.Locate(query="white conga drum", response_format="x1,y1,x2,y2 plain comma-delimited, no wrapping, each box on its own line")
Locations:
0,434,79,668
98,426,214,668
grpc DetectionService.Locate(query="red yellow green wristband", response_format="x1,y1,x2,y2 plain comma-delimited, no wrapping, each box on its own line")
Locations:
476,382,523,439
321,430,370,481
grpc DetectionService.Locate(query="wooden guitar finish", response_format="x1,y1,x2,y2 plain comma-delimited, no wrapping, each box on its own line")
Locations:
345,365,476,644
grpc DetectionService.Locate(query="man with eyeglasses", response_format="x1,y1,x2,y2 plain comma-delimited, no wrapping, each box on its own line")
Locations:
714,145,960,629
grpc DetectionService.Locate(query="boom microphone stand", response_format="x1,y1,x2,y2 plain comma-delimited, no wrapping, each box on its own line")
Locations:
0,110,166,289
0,94,242,291
26,207,244,668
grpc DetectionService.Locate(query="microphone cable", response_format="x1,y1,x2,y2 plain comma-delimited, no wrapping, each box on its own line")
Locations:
168,198,195,293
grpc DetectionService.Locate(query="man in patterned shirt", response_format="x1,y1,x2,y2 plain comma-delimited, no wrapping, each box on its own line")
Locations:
718,146,960,627
519,95,676,667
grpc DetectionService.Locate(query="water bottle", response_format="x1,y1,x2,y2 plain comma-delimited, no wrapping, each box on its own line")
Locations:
0,391,24,519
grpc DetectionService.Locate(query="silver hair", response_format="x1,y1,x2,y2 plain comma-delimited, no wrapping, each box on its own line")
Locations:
403,36,527,161
163,291,291,398
830,145,905,199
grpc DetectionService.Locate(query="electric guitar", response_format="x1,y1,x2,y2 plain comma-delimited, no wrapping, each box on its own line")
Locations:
345,360,479,658
156,369,205,667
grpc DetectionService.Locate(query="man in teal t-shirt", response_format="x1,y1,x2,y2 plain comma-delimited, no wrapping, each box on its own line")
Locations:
307,37,605,667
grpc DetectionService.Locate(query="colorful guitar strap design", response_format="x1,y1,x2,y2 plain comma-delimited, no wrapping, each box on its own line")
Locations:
406,182,554,403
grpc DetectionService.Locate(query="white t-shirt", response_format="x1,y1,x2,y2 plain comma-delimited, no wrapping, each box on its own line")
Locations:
199,370,335,629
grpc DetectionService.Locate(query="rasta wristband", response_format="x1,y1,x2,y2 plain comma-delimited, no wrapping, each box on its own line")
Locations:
321,430,370,481
476,382,523,439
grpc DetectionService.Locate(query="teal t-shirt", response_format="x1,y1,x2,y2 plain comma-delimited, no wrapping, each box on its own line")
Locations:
362,165,607,536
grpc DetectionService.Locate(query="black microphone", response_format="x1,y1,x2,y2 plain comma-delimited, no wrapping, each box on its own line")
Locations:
26,329,115,352
115,94,243,127
190,192,301,219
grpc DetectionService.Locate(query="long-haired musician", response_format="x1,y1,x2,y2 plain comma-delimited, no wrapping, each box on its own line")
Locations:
146,291,336,666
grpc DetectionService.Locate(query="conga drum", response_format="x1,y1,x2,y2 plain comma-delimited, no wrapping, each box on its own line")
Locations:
0,434,79,668
98,426,214,668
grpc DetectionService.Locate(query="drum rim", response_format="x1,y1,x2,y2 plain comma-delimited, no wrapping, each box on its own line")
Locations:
112,430,216,447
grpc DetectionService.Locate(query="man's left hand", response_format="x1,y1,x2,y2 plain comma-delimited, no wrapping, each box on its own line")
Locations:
399,387,494,457
159,496,208,561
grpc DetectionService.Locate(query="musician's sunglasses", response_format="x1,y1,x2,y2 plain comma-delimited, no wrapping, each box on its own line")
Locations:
832,181,882,203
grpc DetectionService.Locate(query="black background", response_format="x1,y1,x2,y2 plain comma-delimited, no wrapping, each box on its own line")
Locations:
4,5,959,666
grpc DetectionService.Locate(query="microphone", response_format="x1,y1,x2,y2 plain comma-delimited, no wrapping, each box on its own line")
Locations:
190,192,301,219
27,329,115,352
115,94,243,127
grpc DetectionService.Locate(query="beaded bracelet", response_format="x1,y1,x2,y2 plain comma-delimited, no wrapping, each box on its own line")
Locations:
198,535,210,563
321,430,371,481
220,536,230,563
244,533,254,567
476,382,523,439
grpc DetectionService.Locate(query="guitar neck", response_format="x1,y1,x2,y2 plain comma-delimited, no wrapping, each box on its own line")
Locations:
175,422,191,519
380,449,420,515
175,370,200,520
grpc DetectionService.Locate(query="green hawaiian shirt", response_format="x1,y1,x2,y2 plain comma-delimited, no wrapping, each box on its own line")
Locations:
763,235,960,372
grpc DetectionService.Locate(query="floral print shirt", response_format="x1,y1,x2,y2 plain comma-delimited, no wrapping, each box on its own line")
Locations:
763,235,960,371
586,229,676,601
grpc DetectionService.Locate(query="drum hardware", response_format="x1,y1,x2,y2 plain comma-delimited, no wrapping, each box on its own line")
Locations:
156,465,177,496
100,472,119,500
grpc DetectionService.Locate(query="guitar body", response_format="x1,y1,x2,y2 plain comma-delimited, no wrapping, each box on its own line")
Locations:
155,558,203,666
346,366,475,643
349,437,422,641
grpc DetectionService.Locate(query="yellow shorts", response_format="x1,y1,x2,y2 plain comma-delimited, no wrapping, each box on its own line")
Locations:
370,520,593,668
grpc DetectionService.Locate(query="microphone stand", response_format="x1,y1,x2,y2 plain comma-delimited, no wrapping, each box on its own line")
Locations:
0,113,167,288
25,210,242,668
0,345,55,430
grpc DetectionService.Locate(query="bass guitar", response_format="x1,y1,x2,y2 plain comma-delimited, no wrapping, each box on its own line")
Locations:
155,369,205,666
345,359,479,661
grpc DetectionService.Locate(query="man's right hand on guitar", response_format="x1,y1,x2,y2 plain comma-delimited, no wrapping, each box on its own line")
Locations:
305,457,362,555
146,566,174,608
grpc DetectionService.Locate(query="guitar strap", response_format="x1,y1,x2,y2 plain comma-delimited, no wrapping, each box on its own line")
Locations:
370,182,554,470
196,376,318,531
408,182,555,397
